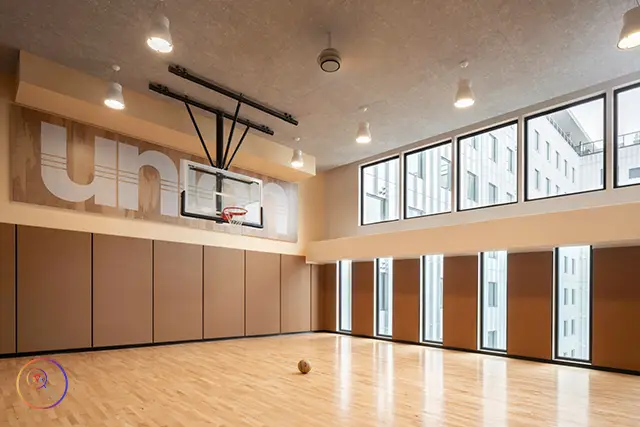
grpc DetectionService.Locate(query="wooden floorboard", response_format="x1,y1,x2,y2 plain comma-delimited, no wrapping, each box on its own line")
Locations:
1,333,639,426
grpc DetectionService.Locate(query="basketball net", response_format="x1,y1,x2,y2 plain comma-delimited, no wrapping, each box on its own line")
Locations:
221,207,247,235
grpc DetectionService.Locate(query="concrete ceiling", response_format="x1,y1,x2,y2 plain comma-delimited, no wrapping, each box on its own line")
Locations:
0,0,638,170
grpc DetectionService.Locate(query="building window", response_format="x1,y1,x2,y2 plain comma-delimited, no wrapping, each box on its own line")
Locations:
571,258,576,275
546,141,551,161
507,147,514,173
535,169,541,190
488,183,498,204
375,258,393,337
481,251,507,351
556,245,591,362
403,143,452,219
466,171,478,203
546,178,551,195
506,192,515,202
526,95,605,200
469,136,478,149
489,134,498,162
535,130,540,151
615,84,640,187
556,185,560,194
361,157,400,225
338,260,352,332
564,256,568,273
422,254,444,343
458,122,518,211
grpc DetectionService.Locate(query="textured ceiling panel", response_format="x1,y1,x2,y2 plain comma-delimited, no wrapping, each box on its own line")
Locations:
0,0,638,170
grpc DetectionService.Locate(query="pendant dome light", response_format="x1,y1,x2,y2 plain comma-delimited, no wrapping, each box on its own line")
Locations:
147,0,173,53
454,60,475,109
618,2,640,50
290,137,304,168
355,106,372,144
104,65,125,110
317,32,341,73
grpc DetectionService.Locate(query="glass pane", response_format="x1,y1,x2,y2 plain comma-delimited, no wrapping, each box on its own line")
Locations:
376,257,393,337
404,143,452,218
458,123,518,210
362,158,400,224
556,246,591,362
481,251,507,351
422,254,444,343
526,97,605,199
339,260,352,332
615,85,640,187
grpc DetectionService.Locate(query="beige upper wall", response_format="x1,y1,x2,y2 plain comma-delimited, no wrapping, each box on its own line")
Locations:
307,70,640,263
0,53,326,254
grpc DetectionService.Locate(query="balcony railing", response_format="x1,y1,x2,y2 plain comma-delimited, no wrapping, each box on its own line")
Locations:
545,116,605,156
617,131,640,149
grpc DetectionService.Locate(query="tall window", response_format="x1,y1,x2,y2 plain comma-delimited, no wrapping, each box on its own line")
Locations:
480,251,508,351
422,254,444,343
338,260,352,332
614,83,640,187
526,96,605,200
361,157,400,224
376,258,393,337
404,142,452,219
556,246,591,362
458,121,518,210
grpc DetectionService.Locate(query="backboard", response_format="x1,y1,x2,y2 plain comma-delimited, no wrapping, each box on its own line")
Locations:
181,159,263,228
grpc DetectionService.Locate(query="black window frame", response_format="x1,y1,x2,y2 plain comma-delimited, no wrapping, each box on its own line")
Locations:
524,94,607,202
456,120,519,212
402,140,453,221
613,81,640,189
337,260,352,333
554,246,593,364
360,155,401,226
479,251,507,353
374,258,393,339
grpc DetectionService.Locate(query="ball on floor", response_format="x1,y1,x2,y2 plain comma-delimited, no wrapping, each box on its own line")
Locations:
298,360,311,374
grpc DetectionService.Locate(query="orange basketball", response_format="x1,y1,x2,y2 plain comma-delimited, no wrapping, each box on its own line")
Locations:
297,359,311,374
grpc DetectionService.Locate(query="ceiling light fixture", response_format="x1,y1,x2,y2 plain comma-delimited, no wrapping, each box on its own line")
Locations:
318,32,341,73
104,65,125,110
147,0,173,53
291,137,304,168
618,2,640,50
355,106,371,143
454,60,475,109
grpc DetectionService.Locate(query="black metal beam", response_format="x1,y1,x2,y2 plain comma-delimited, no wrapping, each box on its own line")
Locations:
149,83,274,136
223,102,241,168
225,126,250,170
184,103,214,167
168,64,298,126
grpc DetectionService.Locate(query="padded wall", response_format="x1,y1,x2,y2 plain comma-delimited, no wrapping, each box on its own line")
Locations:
17,226,91,352
321,263,337,331
153,241,203,343
507,251,553,360
0,223,15,354
310,264,323,331
392,258,421,343
280,255,311,333
593,247,640,371
443,255,478,350
92,234,153,347
203,246,245,339
352,261,374,337
245,251,281,336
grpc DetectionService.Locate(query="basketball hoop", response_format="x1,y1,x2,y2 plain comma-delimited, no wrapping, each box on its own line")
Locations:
221,207,247,234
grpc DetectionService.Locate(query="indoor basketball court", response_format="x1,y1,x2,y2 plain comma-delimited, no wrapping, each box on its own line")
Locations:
1,1,640,426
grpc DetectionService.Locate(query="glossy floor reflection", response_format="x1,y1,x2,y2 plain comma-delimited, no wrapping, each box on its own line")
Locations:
1,333,638,426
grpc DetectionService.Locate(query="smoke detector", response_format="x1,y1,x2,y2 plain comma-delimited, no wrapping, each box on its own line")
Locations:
317,33,341,73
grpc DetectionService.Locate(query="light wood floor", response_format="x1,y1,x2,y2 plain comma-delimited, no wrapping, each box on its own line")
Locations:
1,333,639,426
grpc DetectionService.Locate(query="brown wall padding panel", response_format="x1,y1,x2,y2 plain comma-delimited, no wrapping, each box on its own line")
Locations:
203,246,245,339
443,255,478,350
507,251,553,360
310,264,323,331
153,241,203,343
93,234,153,347
0,223,15,354
17,226,91,352
352,261,374,337
280,255,311,333
392,258,421,343
593,247,640,371
321,263,336,331
245,251,281,336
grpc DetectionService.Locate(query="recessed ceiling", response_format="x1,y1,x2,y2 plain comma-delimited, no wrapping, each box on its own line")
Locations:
0,0,638,170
